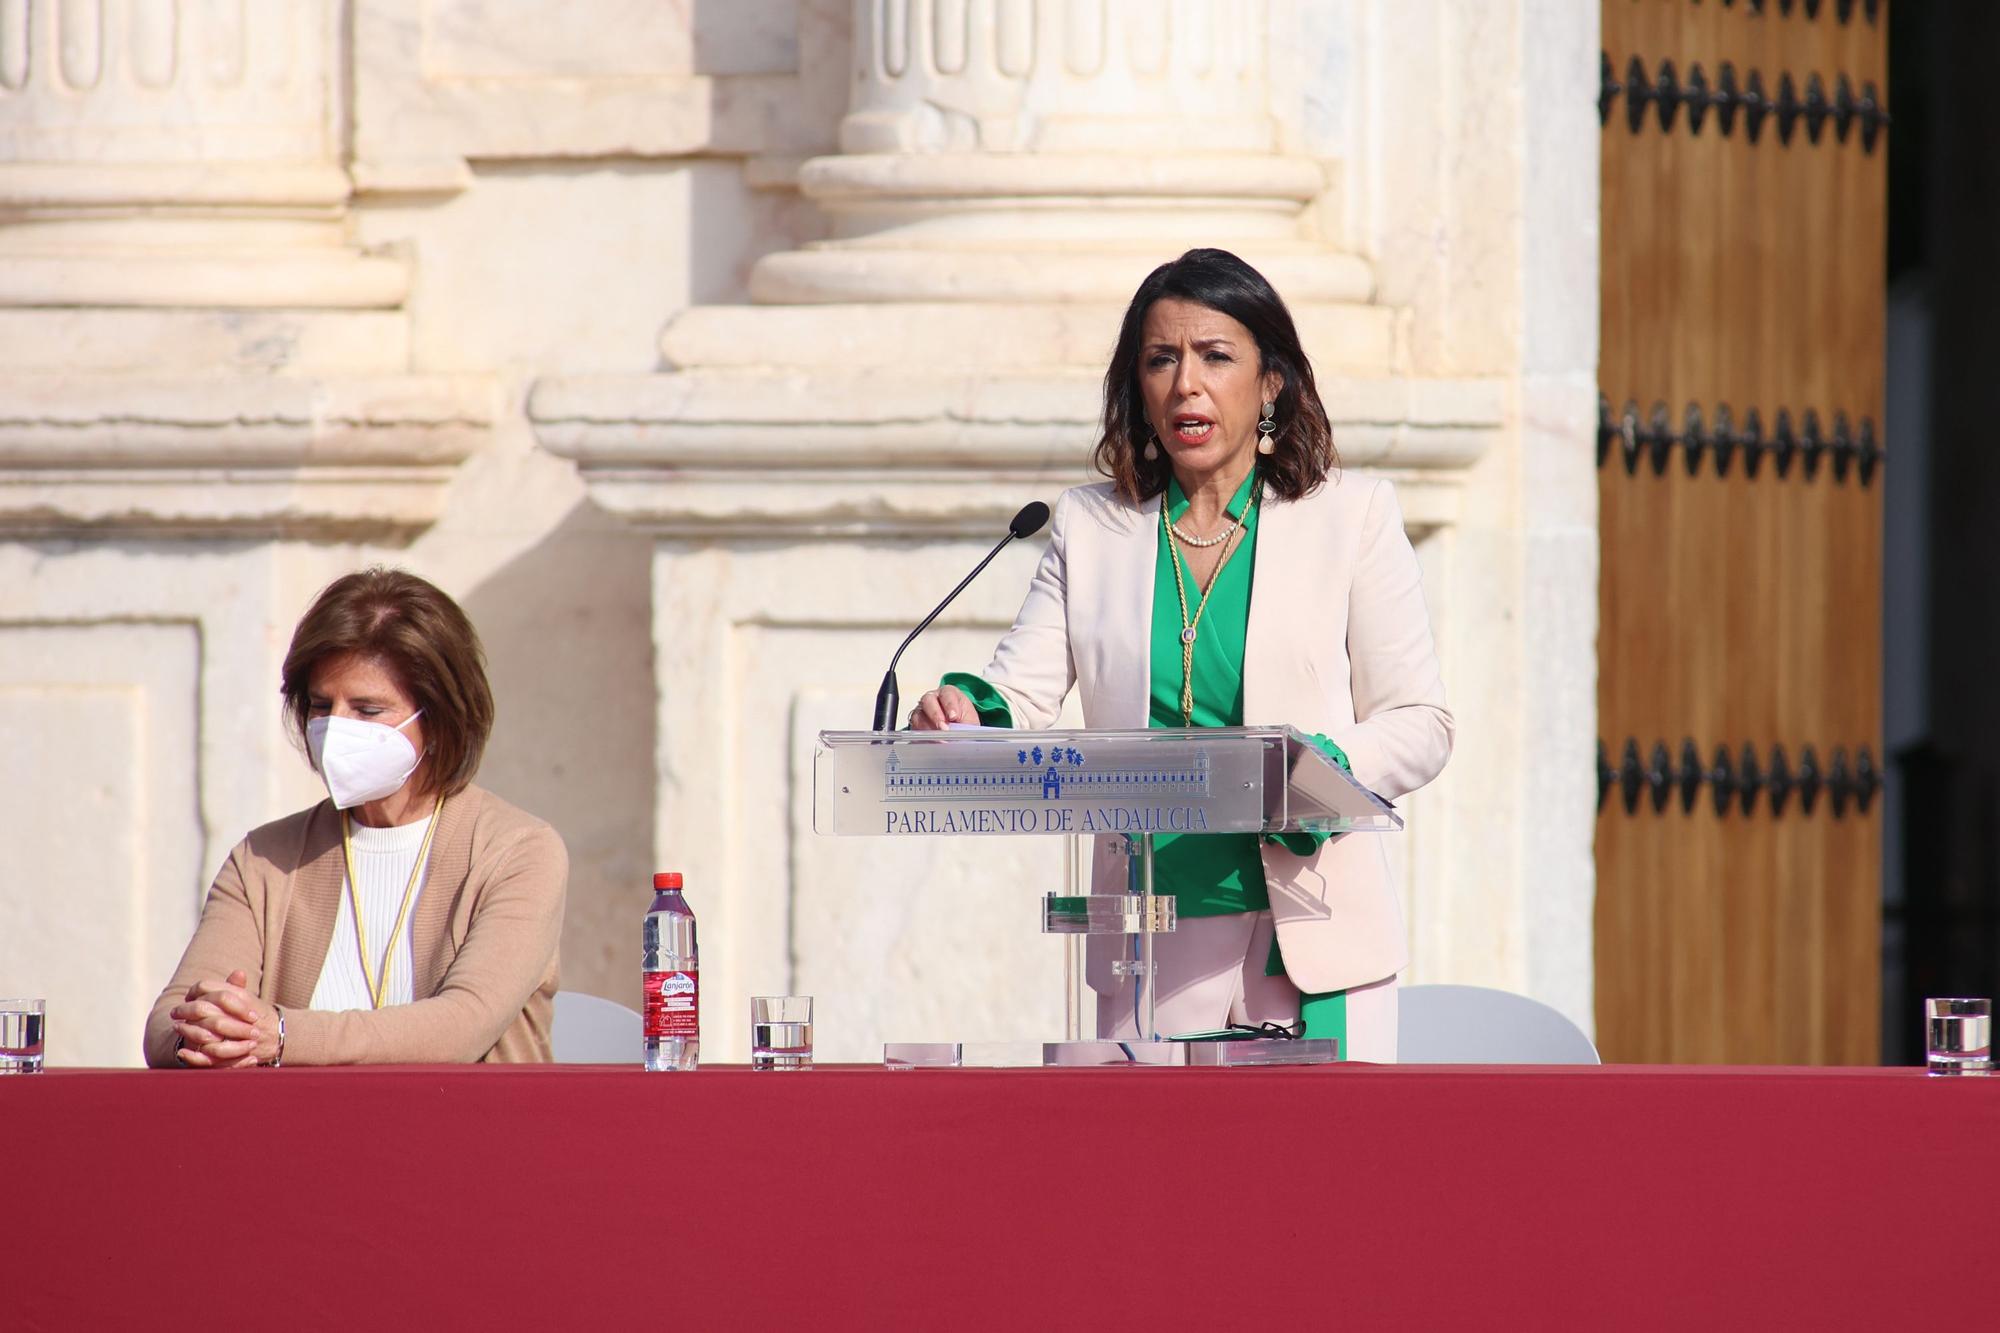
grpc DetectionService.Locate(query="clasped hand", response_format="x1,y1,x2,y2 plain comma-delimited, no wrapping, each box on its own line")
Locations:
171,969,280,1068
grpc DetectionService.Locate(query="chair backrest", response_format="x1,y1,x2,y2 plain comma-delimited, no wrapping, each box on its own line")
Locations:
551,990,643,1065
1396,984,1601,1064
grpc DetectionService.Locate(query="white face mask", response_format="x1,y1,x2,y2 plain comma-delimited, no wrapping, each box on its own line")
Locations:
306,710,425,810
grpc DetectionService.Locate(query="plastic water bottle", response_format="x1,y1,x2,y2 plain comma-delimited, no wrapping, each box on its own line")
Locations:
642,871,699,1071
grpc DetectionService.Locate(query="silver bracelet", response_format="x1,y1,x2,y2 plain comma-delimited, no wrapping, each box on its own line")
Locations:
267,1004,286,1068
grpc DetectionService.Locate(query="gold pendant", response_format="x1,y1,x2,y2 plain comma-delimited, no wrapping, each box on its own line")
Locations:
1180,626,1197,646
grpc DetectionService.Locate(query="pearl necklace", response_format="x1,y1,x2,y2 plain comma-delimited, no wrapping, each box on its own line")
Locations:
1169,517,1237,548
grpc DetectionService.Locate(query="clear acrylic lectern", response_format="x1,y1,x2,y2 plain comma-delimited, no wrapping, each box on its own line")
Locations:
814,726,1402,1067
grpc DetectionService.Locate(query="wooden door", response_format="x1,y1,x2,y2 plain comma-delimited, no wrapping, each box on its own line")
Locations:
1596,0,1887,1064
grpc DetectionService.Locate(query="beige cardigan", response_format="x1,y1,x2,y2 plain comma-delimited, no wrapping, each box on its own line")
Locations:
144,784,567,1067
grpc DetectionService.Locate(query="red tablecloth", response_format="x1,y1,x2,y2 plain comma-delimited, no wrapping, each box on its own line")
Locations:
8,1064,1995,1331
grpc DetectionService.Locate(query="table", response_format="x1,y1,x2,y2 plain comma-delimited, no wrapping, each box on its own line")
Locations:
8,1065,1995,1330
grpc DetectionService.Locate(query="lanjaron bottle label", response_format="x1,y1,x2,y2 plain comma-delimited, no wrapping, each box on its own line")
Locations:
644,970,699,1039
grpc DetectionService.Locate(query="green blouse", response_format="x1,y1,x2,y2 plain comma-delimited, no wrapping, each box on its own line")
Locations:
943,468,1354,1045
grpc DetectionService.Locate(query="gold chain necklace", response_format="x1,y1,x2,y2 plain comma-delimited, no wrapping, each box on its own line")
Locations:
1164,481,1259,726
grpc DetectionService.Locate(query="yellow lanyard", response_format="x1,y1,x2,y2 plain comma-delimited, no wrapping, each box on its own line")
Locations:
339,795,444,1010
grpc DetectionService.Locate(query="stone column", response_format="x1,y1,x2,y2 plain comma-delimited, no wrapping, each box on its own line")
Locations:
0,0,402,307
753,0,1368,305
841,0,1274,154
0,0,488,540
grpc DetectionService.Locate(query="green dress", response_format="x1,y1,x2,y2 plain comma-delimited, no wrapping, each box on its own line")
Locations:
943,467,1353,1049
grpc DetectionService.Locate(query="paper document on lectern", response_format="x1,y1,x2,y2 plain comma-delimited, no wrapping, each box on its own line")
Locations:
814,726,1402,838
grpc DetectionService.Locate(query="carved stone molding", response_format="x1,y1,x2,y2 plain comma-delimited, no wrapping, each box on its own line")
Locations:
0,244,411,310
0,375,494,541
662,297,1394,371
530,369,1501,537
349,0,847,194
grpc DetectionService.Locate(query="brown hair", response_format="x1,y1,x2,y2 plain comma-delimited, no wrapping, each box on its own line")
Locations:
280,567,494,798
1092,247,1338,504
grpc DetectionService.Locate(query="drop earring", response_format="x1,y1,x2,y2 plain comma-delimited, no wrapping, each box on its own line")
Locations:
1143,433,1159,462
1256,400,1277,455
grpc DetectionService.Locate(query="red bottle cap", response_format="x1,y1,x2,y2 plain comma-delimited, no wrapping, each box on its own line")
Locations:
653,872,682,890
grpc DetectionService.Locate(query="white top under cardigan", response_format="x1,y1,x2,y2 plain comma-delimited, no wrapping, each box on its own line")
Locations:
308,813,434,1011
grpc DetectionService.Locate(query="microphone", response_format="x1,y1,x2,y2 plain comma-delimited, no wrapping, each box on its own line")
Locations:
872,500,1050,731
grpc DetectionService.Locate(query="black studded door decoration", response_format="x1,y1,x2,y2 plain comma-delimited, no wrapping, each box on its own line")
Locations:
1596,738,1879,819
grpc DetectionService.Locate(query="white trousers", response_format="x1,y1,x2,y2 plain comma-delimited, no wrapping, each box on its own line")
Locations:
1092,910,1400,1062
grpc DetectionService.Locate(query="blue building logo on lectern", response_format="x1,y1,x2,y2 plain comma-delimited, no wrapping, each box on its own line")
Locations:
1019,744,1084,798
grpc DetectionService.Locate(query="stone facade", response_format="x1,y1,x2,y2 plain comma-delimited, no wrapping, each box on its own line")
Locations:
0,0,1596,1067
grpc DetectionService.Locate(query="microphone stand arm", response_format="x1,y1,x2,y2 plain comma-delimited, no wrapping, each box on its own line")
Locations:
871,529,1021,731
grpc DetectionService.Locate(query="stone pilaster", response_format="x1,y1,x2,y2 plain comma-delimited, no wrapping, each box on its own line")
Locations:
0,0,398,307
753,0,1369,305
0,0,487,540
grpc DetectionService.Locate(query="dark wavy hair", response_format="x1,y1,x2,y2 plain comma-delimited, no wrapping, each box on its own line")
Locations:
1092,248,1337,503
280,567,495,798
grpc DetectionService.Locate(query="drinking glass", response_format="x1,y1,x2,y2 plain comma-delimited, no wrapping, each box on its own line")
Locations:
750,996,813,1071
1926,998,1992,1076
0,999,46,1074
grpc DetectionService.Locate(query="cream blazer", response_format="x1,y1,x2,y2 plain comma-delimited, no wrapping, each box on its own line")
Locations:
979,475,1454,995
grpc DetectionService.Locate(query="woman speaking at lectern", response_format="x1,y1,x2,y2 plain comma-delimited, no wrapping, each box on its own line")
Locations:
909,249,1452,1061
143,569,567,1067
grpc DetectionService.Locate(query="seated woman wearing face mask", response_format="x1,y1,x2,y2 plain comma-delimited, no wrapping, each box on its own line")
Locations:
142,568,567,1067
